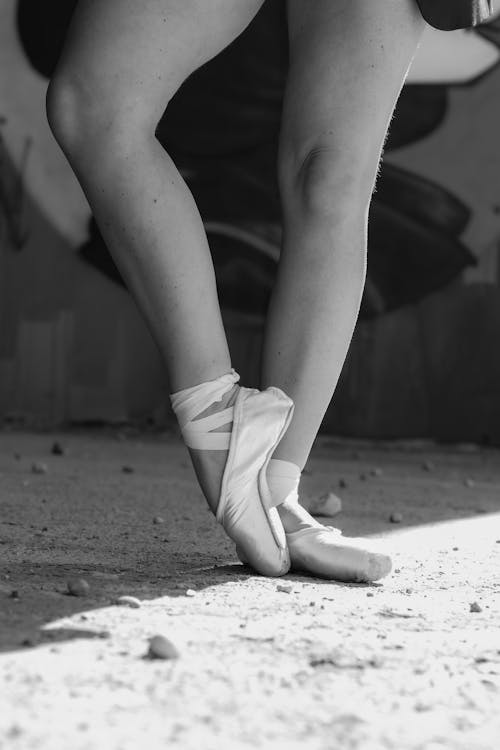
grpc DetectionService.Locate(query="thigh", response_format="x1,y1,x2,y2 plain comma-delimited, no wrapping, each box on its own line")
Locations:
281,0,425,174
54,0,265,120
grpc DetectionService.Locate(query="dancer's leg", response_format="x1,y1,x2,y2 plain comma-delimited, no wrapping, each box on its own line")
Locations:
47,0,265,510
262,0,425,532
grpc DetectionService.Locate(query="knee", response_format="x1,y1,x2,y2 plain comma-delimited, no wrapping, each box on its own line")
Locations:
46,71,153,161
281,142,379,220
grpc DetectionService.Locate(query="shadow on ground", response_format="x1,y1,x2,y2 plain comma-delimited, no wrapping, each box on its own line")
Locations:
1,429,499,654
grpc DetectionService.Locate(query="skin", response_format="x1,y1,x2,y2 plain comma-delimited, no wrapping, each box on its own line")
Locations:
46,0,425,533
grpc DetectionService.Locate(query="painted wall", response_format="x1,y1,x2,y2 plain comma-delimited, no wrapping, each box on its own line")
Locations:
1,0,500,441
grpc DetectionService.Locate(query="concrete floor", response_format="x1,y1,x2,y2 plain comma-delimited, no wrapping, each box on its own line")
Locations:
0,429,499,750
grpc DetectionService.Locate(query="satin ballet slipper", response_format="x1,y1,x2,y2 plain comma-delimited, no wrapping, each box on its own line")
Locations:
170,369,294,577
286,525,393,583
265,458,392,583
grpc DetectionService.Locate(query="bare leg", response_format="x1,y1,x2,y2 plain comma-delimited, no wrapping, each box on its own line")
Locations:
47,0,265,510
262,0,425,533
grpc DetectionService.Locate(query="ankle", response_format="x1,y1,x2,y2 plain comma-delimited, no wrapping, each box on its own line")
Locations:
267,458,301,506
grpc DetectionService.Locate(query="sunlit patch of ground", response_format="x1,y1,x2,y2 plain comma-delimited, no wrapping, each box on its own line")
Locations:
0,430,498,749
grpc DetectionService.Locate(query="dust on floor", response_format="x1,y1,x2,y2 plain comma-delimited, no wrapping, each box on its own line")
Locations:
0,430,499,750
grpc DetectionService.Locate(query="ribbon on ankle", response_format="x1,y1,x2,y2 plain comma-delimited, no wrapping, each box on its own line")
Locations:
169,368,240,450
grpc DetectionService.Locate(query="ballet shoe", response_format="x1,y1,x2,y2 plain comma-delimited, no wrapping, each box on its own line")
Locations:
263,458,392,583
170,369,294,577
286,525,392,583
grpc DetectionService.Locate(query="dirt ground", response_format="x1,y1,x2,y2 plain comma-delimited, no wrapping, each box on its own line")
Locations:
0,428,499,750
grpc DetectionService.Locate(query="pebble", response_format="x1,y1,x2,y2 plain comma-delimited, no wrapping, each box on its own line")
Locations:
9,590,19,599
390,512,403,524
31,462,48,475
185,589,196,597
309,492,342,517
338,478,347,489
276,584,293,594
66,578,90,597
51,442,64,456
370,467,383,477
147,634,180,660
469,601,482,613
122,465,134,474
359,473,367,481
421,461,434,472
153,516,165,525
464,478,475,488
114,595,141,609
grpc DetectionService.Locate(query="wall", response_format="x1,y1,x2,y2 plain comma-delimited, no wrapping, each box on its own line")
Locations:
1,0,500,442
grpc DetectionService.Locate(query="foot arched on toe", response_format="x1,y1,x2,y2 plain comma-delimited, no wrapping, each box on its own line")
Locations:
170,370,295,577
265,458,393,583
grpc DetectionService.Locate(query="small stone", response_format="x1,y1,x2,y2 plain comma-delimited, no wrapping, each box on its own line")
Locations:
67,578,90,597
51,442,64,456
309,492,342,518
464,478,475,488
405,588,413,595
9,590,19,599
338,478,347,489
13,453,21,461
366,592,374,597
153,516,165,525
185,589,196,597
452,546,459,551
469,601,482,613
147,634,180,660
390,512,403,524
122,465,134,474
370,467,383,477
421,460,434,472
359,473,367,481
114,595,141,609
277,584,293,594
31,461,48,475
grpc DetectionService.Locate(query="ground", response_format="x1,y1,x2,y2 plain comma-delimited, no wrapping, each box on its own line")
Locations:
0,428,499,750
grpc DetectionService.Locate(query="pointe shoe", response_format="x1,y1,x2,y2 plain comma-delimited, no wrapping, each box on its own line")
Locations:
170,370,294,577
286,526,392,583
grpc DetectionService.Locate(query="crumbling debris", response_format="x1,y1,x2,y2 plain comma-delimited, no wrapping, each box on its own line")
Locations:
147,635,180,660
114,595,141,609
66,578,90,597
31,462,48,475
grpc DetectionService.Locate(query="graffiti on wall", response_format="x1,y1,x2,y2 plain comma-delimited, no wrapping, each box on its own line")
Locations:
4,1,500,321
0,119,30,251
